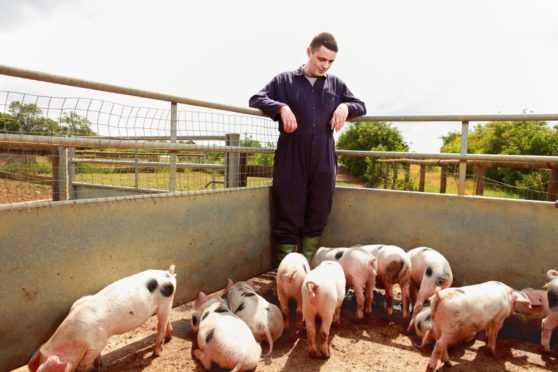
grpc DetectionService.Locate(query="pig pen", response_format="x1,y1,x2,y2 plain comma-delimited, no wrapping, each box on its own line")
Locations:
2,186,558,371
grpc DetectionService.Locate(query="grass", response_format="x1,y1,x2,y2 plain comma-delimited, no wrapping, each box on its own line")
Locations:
336,164,522,199
0,158,522,199
73,170,272,192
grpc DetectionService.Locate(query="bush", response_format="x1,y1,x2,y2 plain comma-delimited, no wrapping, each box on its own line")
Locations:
337,122,408,179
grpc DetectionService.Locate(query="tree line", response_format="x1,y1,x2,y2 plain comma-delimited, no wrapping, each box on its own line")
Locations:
0,102,96,136
336,120,558,200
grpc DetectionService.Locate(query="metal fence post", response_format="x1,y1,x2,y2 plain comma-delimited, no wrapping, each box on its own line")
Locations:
169,102,177,192
225,133,240,188
134,148,139,189
458,121,469,195
58,147,68,201
68,147,75,200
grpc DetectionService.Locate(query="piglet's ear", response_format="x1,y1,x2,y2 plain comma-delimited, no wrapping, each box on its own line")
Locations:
195,291,209,308
246,279,256,289
513,290,535,308
27,350,42,372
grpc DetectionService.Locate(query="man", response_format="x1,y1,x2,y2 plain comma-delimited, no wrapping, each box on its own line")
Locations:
249,32,366,263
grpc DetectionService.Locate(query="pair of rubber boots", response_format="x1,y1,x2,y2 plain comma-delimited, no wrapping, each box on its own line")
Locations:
276,236,320,264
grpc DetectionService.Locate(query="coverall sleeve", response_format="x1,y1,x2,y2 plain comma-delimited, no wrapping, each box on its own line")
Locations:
341,85,367,119
248,77,285,122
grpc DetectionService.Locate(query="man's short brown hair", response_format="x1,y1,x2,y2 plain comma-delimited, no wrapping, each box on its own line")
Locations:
310,32,338,53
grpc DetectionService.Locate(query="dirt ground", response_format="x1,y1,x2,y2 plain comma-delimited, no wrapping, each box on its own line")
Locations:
15,270,557,372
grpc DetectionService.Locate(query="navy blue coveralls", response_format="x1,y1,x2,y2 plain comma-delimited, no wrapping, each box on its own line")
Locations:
249,66,366,245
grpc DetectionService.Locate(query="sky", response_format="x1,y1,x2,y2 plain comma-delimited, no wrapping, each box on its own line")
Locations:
1,0,557,153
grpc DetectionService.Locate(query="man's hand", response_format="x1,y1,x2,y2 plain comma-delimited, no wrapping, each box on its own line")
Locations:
279,105,298,133
330,103,349,132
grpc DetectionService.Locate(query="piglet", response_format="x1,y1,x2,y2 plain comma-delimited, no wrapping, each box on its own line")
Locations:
407,246,453,331
361,244,411,318
302,260,346,358
224,279,284,355
542,269,558,352
191,292,261,371
426,281,530,372
313,246,376,320
28,265,177,372
413,299,435,349
276,252,310,329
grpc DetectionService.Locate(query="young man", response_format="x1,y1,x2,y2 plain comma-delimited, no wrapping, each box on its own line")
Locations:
249,32,366,263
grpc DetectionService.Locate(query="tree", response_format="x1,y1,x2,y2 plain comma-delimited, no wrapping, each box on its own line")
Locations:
337,121,408,178
240,135,274,166
441,120,558,200
59,112,96,136
0,112,18,132
8,102,61,135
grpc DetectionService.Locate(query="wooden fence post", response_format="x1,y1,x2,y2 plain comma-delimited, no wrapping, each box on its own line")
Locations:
547,156,558,201
419,164,426,192
404,163,411,190
440,165,447,194
474,167,485,196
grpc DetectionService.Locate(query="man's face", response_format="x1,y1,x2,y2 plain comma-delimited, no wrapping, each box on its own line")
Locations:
305,45,336,77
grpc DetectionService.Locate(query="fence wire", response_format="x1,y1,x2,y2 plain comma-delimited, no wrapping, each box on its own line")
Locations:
0,91,279,206
1,91,557,207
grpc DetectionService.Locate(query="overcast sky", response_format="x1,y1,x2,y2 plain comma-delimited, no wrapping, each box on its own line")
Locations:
1,0,557,152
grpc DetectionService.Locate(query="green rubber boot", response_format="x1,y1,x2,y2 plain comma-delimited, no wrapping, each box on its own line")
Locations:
301,236,321,261
276,243,296,263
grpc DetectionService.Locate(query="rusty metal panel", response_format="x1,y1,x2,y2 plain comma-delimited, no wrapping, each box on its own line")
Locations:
0,188,273,371
324,188,558,290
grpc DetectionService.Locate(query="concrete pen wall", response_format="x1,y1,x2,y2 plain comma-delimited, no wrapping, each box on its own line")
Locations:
2,186,557,370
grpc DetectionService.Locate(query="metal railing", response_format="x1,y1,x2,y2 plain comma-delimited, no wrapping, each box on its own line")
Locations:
2,63,558,198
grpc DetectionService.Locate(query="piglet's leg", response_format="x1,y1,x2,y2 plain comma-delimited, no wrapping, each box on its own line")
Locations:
485,319,504,356
193,349,212,370
318,315,333,358
354,284,365,320
154,306,172,356
541,314,558,352
305,315,320,358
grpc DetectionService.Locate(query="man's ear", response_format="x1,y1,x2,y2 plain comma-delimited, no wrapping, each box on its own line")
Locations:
306,47,312,57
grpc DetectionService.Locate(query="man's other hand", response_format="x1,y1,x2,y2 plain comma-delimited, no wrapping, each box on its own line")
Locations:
280,105,298,133
330,103,349,132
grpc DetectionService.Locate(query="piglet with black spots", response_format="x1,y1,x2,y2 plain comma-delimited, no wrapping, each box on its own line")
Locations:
313,246,376,320
413,298,435,349
28,265,177,372
361,244,412,318
191,292,261,371
224,279,284,355
407,246,453,331
519,270,558,352
276,252,310,329
425,281,531,372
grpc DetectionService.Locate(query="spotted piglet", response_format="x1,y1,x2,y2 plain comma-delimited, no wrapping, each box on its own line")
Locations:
224,279,284,355
28,265,177,372
302,260,346,358
361,244,412,318
541,269,558,352
413,299,435,349
276,252,310,330
191,292,262,371
425,281,530,372
313,246,376,320
406,246,453,331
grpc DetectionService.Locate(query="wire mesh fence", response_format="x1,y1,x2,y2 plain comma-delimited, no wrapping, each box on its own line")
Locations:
1,89,557,207
0,90,279,206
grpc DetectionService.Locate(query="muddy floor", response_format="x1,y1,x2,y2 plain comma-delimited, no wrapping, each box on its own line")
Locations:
16,271,558,372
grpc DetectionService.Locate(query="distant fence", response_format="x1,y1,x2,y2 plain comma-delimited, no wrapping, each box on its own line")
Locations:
376,158,558,200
